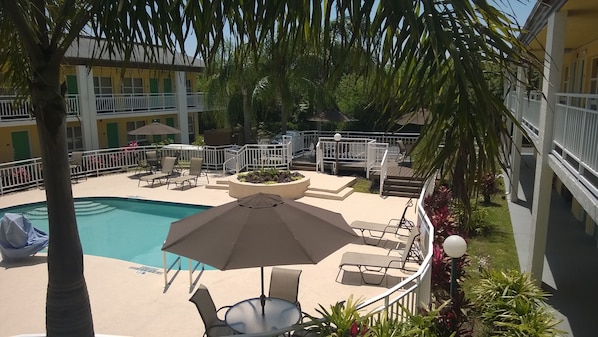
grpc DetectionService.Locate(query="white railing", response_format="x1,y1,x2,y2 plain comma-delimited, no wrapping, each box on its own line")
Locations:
222,142,293,175
95,93,177,114
0,95,80,120
378,151,388,196
357,176,434,320
366,143,389,179
186,92,207,110
508,91,598,198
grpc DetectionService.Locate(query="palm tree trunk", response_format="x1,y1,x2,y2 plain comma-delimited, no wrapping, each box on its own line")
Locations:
241,86,252,143
32,63,94,337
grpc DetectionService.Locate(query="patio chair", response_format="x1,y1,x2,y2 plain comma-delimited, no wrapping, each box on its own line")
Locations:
269,267,302,309
337,227,421,285
69,151,86,182
145,150,159,172
138,156,176,187
396,140,407,163
189,284,235,337
167,157,209,190
134,154,152,175
350,198,415,245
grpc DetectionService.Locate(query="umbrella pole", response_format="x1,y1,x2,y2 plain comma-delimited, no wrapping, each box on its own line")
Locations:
260,266,266,316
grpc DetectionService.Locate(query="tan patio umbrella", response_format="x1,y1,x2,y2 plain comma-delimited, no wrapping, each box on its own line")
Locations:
395,108,431,126
128,122,181,136
161,193,358,314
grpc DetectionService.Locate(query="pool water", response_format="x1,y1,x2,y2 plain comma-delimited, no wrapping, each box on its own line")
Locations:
0,197,213,270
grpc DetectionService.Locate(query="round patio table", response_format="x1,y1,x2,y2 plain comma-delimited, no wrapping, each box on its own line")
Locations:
225,297,301,334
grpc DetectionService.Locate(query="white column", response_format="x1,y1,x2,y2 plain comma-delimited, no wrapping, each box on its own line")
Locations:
76,65,99,150
528,11,566,285
510,66,526,202
175,71,189,144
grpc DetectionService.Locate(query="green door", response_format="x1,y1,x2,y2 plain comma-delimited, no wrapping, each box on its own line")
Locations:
66,75,79,94
163,78,172,93
149,78,159,109
107,123,119,148
166,117,176,142
11,131,31,161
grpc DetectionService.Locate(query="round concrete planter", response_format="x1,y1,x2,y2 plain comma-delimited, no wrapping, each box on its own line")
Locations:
228,174,310,199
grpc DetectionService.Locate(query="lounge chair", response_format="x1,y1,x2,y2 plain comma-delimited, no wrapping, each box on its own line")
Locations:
167,157,208,190
269,267,302,309
138,156,176,187
69,151,86,182
350,199,415,245
189,284,235,337
337,227,421,285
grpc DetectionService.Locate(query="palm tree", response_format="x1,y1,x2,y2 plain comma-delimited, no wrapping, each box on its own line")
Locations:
0,1,529,335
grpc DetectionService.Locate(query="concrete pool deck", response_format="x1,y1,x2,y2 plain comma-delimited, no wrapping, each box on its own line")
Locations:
0,170,418,337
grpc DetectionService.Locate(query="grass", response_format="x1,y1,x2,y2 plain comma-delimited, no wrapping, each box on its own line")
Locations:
462,179,520,295
352,176,373,193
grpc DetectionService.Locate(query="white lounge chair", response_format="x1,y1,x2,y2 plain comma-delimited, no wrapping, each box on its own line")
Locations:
138,156,176,187
350,199,414,245
337,227,421,285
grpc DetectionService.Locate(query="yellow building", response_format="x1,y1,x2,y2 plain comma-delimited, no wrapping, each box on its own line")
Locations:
508,0,598,284
0,37,208,163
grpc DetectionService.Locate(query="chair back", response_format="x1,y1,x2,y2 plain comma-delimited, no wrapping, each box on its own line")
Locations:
189,157,204,176
398,227,421,265
189,284,219,329
160,157,176,174
70,151,83,166
269,267,302,304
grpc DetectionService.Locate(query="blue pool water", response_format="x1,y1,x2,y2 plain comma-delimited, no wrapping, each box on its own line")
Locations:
0,197,213,270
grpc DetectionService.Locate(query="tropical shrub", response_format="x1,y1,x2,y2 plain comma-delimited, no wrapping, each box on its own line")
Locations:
478,172,498,204
237,168,304,184
470,269,564,337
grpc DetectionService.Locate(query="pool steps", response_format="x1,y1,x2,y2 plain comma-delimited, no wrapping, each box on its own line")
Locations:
24,200,116,220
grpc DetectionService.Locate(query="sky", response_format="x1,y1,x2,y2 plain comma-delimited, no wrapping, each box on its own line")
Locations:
183,1,538,56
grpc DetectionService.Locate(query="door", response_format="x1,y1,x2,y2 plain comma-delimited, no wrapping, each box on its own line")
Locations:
11,131,31,161
149,78,159,109
166,117,176,142
107,123,119,148
163,78,173,108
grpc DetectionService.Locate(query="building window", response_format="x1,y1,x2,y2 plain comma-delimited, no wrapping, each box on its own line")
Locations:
127,121,147,144
186,79,193,93
93,77,113,96
122,78,144,95
590,58,598,94
188,114,195,142
67,126,83,151
562,66,569,93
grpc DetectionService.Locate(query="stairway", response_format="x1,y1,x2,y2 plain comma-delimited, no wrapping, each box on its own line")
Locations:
24,200,116,220
382,175,425,198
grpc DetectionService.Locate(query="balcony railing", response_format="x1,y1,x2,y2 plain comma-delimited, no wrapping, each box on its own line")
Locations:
0,92,213,121
96,93,177,114
0,95,80,121
507,91,598,197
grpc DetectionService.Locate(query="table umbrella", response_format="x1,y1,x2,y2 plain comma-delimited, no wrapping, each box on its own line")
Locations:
161,193,358,315
128,122,181,136
394,108,431,126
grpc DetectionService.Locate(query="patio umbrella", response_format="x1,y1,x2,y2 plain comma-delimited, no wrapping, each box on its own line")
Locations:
394,108,431,126
161,192,358,314
127,122,181,136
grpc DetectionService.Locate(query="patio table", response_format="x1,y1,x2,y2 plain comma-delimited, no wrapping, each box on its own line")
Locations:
225,297,301,334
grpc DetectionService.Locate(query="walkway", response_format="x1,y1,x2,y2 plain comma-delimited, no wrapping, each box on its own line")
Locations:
507,153,598,337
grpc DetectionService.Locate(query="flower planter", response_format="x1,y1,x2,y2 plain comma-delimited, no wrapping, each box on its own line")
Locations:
228,174,310,199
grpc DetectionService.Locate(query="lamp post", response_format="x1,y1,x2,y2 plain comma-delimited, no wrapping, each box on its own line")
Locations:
443,235,467,299
333,133,342,176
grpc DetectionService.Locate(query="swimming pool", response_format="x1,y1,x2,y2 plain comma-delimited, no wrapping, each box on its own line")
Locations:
0,197,213,270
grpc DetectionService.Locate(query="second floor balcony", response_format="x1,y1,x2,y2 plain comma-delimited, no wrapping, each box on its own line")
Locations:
0,92,208,122
507,91,598,197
